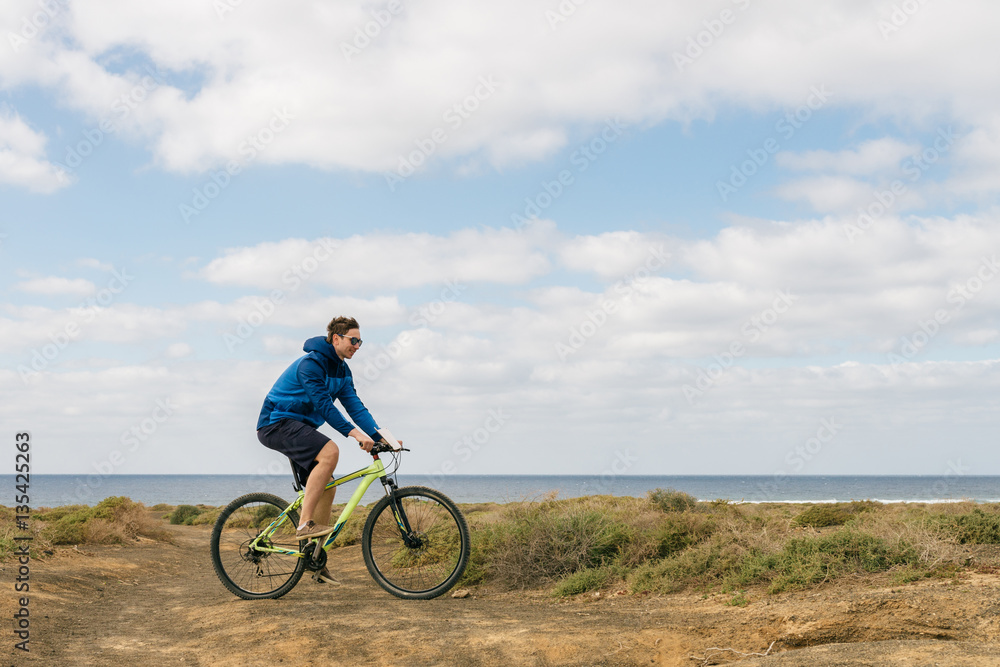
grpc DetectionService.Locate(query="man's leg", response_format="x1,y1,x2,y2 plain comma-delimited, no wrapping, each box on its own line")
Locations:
313,485,336,526
299,440,339,527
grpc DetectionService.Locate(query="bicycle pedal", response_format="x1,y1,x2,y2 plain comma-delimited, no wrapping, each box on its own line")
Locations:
313,570,340,586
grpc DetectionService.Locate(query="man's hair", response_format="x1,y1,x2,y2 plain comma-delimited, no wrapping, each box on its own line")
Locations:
326,316,359,343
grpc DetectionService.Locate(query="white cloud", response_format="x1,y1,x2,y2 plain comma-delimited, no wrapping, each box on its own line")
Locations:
261,335,302,357
5,214,1000,473
772,137,950,212
0,106,72,193
557,231,672,279
199,225,556,291
946,120,1000,197
241,295,406,330
7,216,1000,362
6,3,1000,478
165,342,192,358
772,175,874,212
77,258,115,271
0,293,409,357
5,354,1000,475
3,0,999,189
776,138,918,175
16,276,96,296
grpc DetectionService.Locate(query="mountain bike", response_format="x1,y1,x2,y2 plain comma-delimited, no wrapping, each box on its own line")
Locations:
210,441,470,600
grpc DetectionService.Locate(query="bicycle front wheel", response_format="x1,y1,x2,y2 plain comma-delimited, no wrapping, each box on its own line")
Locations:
362,486,470,600
210,492,306,600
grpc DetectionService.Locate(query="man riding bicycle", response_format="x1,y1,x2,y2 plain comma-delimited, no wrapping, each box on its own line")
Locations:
256,316,387,584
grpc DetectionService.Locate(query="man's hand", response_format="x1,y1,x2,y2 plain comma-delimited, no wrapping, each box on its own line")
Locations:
349,428,375,452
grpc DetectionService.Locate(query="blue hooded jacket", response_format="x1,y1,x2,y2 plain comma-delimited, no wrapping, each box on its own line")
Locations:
256,336,380,439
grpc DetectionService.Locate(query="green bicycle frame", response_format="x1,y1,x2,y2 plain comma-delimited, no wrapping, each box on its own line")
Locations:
249,457,389,557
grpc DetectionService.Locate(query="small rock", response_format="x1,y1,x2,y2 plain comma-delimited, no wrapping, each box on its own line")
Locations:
451,589,471,599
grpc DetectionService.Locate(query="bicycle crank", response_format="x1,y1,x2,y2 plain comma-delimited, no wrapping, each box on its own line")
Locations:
302,540,328,571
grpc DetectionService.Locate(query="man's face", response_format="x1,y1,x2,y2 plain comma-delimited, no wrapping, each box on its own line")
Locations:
332,328,362,360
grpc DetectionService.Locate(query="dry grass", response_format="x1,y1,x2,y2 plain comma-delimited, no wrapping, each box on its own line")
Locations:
37,497,174,546
8,494,1000,599
462,493,1000,597
464,494,660,590
0,505,53,561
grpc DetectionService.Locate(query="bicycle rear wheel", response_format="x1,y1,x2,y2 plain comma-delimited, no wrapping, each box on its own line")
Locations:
362,486,470,600
210,492,306,600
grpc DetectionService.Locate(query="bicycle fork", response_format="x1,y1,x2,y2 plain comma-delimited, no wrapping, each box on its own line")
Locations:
381,478,420,548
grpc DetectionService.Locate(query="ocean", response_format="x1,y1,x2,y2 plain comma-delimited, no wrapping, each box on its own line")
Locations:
6,474,1000,508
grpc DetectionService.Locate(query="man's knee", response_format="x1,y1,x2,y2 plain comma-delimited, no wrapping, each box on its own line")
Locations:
316,441,339,465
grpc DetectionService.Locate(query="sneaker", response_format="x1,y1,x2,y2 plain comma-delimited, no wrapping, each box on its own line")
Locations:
316,565,339,585
295,521,334,539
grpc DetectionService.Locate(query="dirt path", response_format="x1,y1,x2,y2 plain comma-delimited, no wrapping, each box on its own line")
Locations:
5,523,1000,666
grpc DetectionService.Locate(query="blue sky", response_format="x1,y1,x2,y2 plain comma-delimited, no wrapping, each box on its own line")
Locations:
3,1,1000,485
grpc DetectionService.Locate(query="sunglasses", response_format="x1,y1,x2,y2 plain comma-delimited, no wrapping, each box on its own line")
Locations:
335,333,363,347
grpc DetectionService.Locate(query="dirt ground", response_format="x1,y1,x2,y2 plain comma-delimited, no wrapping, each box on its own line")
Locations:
4,521,1000,667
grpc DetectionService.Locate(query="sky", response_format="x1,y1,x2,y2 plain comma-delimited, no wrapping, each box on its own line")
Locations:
2,1,1000,482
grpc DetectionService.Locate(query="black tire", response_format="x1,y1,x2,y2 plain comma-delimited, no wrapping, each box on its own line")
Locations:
210,492,306,600
361,486,470,600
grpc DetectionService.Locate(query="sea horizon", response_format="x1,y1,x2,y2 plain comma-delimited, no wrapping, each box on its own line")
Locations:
7,473,999,508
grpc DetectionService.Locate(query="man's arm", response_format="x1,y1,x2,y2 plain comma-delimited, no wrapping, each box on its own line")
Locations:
337,373,381,440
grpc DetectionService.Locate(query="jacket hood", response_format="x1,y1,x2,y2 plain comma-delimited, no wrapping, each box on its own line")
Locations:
303,336,341,363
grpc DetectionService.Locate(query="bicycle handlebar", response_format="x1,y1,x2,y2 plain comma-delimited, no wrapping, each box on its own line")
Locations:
370,441,408,455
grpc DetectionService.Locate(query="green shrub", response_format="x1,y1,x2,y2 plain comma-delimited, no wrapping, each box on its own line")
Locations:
630,540,747,594
45,519,87,544
191,507,222,526
651,513,715,558
91,496,135,519
630,524,921,596
648,488,698,513
468,498,643,589
937,508,1000,544
41,497,172,545
733,529,920,593
553,566,621,596
34,505,89,522
726,590,749,607
793,501,879,528
892,566,932,584
254,504,281,524
169,505,202,525
458,498,988,597
43,507,93,544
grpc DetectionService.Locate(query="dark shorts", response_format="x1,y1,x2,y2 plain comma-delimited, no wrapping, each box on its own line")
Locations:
257,419,332,485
